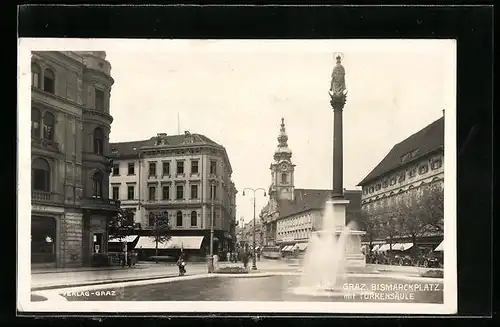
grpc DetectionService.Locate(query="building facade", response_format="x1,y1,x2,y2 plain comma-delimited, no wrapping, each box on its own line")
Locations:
31,51,119,268
357,114,445,249
259,119,362,250
109,132,238,256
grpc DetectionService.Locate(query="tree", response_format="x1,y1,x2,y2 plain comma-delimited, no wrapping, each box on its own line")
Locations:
109,208,136,241
419,183,444,232
359,210,382,250
149,211,172,256
396,186,442,255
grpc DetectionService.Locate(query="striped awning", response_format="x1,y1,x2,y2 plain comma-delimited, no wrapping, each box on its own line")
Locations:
378,244,390,252
434,240,444,251
296,243,308,251
135,236,204,250
392,243,414,251
109,235,139,243
371,244,380,252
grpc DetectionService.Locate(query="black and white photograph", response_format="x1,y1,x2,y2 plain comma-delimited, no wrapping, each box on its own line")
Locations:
17,38,457,314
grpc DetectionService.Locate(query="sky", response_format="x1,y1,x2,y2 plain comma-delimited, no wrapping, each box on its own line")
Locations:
97,40,456,224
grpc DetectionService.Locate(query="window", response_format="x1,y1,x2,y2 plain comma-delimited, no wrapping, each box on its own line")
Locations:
176,185,184,200
127,185,134,200
419,164,429,174
390,178,396,186
93,128,104,155
149,185,156,201
128,162,135,175
398,173,406,183
191,184,198,199
112,186,119,200
32,158,50,192
43,69,55,94
42,111,55,141
31,108,41,137
281,173,287,183
369,187,374,194
112,164,119,176
92,172,103,198
383,180,388,188
31,63,41,88
408,167,416,178
190,211,198,227
176,211,183,227
210,185,217,200
95,89,105,111
162,161,170,175
191,160,199,174
375,184,381,191
162,186,170,200
149,162,157,177
431,159,442,170
210,160,217,174
176,161,184,174
148,212,155,227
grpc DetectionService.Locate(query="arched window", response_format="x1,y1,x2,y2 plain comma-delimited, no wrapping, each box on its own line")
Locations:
31,108,41,137
190,211,197,227
93,128,104,155
42,111,55,141
31,63,41,88
32,158,50,192
281,173,287,183
176,211,183,227
92,171,103,198
43,68,55,94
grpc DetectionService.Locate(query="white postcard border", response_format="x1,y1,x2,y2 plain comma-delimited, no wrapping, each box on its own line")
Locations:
17,38,457,315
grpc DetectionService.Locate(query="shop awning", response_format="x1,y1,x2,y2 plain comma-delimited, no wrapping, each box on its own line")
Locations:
360,245,367,253
371,244,380,252
296,243,308,251
282,245,293,251
378,244,390,252
109,235,139,243
392,243,414,251
135,236,204,250
434,241,444,252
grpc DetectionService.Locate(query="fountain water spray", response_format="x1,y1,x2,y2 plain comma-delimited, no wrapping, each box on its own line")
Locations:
298,200,359,292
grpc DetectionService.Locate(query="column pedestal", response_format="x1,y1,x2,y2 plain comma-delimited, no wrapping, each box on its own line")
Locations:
326,199,366,269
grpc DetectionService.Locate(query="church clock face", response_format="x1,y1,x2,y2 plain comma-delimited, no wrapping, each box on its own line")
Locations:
280,163,288,171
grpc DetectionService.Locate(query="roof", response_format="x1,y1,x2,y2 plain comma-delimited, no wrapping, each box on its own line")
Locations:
109,133,221,158
357,116,444,186
277,188,361,219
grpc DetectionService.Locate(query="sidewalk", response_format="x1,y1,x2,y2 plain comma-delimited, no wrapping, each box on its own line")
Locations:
31,262,210,291
30,259,296,291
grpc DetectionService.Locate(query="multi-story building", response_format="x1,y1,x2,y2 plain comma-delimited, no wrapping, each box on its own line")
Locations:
108,132,237,257
357,113,445,250
259,119,362,251
31,51,119,268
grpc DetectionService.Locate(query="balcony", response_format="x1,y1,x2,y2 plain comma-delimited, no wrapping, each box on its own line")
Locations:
31,137,60,153
81,197,120,211
31,190,63,204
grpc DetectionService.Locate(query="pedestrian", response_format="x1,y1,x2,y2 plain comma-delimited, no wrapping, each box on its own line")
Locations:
226,251,230,262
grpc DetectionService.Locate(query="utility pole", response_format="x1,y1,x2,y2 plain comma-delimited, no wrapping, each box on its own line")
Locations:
242,188,266,270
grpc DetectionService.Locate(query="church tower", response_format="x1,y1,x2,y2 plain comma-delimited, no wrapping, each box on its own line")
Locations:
269,118,295,202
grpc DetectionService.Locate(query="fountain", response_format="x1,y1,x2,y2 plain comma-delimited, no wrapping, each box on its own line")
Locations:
292,53,371,296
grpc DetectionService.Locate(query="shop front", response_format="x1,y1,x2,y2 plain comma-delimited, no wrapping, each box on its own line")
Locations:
31,215,59,267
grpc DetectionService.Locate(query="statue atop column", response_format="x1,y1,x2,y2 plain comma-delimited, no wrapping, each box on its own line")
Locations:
329,54,347,110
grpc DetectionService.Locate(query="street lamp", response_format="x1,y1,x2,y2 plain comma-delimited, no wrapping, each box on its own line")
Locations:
242,188,266,270
208,180,215,273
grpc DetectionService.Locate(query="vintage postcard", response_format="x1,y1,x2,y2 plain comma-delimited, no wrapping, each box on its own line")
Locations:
17,38,457,314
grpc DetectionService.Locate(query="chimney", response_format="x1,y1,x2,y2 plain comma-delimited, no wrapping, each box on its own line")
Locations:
442,109,445,116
